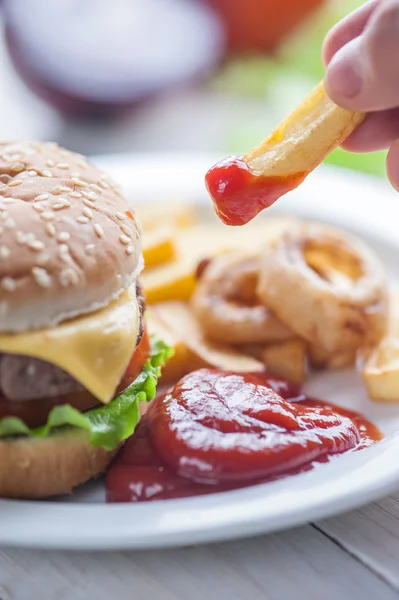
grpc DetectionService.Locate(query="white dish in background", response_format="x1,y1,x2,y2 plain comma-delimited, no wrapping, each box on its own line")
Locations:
1,154,399,551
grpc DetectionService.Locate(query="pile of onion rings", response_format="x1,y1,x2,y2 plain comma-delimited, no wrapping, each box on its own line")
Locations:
192,222,388,372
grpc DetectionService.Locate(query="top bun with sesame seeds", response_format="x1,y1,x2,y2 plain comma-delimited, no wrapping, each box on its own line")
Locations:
0,141,142,332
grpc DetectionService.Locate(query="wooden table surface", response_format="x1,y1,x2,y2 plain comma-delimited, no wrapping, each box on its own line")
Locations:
0,490,398,600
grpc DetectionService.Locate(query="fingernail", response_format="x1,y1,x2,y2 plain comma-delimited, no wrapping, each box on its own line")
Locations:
326,38,364,100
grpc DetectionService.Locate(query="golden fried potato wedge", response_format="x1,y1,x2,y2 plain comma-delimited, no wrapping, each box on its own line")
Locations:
245,81,365,180
147,312,202,384
362,292,399,402
143,226,176,269
206,82,365,225
151,302,264,374
261,339,307,385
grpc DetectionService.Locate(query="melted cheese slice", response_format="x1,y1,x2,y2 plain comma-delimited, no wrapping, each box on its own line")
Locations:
0,286,139,403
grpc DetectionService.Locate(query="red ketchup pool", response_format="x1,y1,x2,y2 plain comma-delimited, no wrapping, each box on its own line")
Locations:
106,369,382,503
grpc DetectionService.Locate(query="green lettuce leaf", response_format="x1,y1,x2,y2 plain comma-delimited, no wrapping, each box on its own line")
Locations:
0,337,173,451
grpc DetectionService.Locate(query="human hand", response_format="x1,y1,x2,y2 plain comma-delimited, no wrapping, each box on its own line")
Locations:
323,0,399,189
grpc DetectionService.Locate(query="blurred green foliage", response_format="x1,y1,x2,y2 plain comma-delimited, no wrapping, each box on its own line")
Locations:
214,0,386,177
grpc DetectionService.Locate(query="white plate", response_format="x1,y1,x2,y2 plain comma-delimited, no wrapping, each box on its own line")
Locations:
1,154,399,551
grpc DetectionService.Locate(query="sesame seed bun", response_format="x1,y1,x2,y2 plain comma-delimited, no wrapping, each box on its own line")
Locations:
0,429,115,498
0,141,142,332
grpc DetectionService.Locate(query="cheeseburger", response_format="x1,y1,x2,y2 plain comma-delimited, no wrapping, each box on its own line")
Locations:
0,141,169,498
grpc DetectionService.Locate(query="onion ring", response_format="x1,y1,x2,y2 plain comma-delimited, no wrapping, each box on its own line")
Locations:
257,223,388,367
191,251,292,344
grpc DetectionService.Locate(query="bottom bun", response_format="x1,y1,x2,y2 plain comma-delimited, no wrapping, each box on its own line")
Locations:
0,429,116,499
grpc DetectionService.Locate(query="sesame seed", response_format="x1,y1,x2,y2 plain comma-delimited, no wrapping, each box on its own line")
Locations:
59,244,69,254
77,216,89,224
119,234,130,245
57,163,69,169
85,244,95,255
42,170,53,178
83,198,95,209
36,252,50,265
89,184,102,193
0,212,8,221
8,179,22,187
59,268,79,287
28,170,38,177
33,203,44,213
99,180,109,189
16,231,27,245
2,198,14,205
115,212,126,221
120,224,133,237
32,267,51,288
71,177,87,187
68,191,82,199
27,239,45,252
35,193,50,201
83,207,93,219
11,162,24,172
46,159,55,167
1,277,16,292
4,218,15,229
0,246,10,259
60,186,72,193
25,233,36,244
76,160,87,169
51,186,62,195
41,211,55,221
125,245,135,256
58,231,70,242
0,183,6,190
44,223,56,237
82,190,97,201
94,224,103,238
53,201,71,210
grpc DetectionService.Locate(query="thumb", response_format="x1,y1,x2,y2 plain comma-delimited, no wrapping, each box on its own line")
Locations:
325,0,399,112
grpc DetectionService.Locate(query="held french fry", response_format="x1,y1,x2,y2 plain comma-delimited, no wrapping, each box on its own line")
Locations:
206,81,365,225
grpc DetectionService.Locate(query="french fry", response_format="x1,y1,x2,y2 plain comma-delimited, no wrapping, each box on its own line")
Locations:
147,312,202,384
142,226,176,269
362,292,399,402
261,339,307,385
245,81,365,179
151,302,264,374
206,81,365,224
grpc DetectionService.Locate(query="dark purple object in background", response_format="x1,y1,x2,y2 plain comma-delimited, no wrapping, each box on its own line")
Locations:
4,0,225,117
